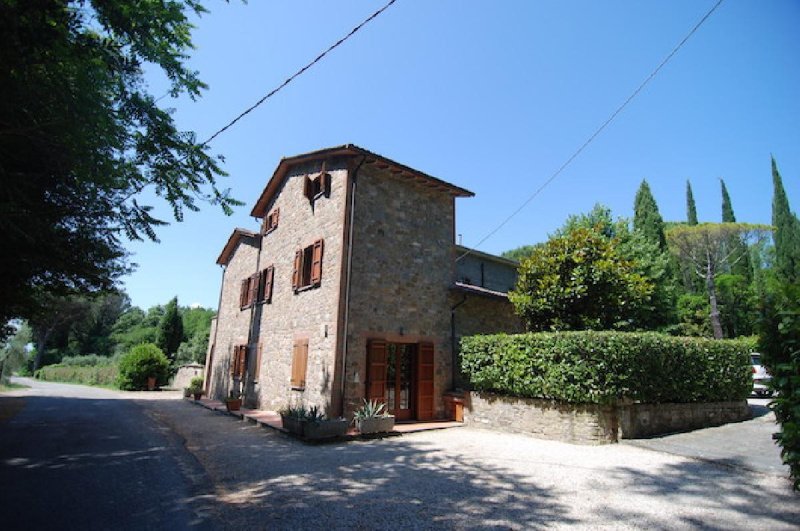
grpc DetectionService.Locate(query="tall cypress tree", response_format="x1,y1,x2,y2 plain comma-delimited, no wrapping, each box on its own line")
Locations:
634,180,667,251
686,180,699,225
721,179,735,222
772,156,800,284
157,296,185,362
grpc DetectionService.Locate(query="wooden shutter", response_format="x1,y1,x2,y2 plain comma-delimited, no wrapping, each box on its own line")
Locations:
240,345,249,378
322,172,332,197
417,343,435,420
230,346,238,377
248,273,259,306
263,266,274,303
291,339,308,389
366,339,388,402
240,278,249,309
273,208,279,228
303,176,313,200
311,239,324,286
292,249,302,291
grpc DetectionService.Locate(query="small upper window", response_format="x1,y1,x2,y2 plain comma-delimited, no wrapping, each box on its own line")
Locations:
258,266,274,304
239,275,258,309
262,208,279,234
304,172,331,203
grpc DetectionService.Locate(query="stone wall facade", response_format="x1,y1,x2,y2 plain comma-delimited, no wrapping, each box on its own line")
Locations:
344,163,457,418
464,392,752,444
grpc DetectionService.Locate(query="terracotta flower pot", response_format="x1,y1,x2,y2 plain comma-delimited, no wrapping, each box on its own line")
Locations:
225,398,242,412
147,376,156,391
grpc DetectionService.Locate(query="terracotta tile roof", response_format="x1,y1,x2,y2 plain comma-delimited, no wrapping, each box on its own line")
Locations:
250,144,474,218
216,228,260,265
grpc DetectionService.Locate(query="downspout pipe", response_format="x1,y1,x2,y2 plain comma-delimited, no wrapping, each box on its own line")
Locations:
450,293,468,391
339,155,366,415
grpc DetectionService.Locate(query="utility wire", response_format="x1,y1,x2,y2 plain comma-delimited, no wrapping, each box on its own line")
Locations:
456,0,725,263
199,0,398,148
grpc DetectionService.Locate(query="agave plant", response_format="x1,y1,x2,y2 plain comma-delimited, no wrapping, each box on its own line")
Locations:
353,399,388,421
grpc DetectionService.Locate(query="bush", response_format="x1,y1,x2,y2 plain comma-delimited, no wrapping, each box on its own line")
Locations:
116,343,170,391
460,331,754,405
35,364,119,386
760,282,800,490
59,354,115,367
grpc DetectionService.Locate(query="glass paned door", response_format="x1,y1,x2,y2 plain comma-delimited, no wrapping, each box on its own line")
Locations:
386,343,416,420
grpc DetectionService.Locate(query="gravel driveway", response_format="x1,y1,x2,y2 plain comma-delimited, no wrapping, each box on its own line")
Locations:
143,399,799,530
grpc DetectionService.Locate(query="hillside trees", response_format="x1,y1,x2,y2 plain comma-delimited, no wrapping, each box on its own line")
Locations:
666,223,770,339
0,0,240,340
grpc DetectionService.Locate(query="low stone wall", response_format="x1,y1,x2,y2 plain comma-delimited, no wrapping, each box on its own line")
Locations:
463,392,751,444
172,364,204,390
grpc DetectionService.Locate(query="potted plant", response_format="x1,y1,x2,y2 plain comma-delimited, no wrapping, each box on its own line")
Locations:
186,376,203,400
279,405,309,436
303,406,348,440
224,391,243,412
353,399,395,434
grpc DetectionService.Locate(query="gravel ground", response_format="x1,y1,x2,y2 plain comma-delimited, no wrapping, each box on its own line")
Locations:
143,399,799,530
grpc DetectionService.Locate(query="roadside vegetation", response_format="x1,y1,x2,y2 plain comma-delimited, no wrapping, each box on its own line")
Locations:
496,159,799,488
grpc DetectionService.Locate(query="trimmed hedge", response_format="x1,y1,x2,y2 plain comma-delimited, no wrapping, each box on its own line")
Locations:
36,364,119,387
460,331,755,404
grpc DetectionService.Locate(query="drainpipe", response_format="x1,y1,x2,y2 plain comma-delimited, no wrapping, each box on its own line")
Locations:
450,293,468,390
339,156,366,415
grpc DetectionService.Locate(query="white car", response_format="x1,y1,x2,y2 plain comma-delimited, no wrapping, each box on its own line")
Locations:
751,353,772,397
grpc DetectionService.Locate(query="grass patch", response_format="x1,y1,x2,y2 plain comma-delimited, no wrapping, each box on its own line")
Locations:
0,382,30,393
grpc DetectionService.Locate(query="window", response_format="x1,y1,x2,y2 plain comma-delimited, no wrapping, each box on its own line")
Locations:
292,239,323,292
291,339,308,390
253,343,263,382
258,266,274,304
231,345,248,379
239,275,258,309
303,172,331,202
262,208,279,234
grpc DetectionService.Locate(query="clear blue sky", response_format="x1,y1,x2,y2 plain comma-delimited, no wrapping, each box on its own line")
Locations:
125,0,800,310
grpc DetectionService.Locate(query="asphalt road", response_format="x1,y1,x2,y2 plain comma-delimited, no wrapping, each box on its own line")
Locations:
0,379,216,530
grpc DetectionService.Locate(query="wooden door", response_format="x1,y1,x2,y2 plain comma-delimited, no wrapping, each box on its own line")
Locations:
416,343,435,420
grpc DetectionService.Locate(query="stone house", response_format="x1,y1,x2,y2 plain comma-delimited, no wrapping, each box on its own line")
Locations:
204,145,522,420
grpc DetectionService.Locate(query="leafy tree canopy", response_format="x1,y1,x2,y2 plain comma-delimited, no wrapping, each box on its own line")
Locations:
0,0,240,338
509,225,654,332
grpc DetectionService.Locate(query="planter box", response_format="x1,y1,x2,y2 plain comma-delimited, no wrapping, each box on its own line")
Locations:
304,418,348,440
281,415,307,436
356,416,395,434
225,399,242,412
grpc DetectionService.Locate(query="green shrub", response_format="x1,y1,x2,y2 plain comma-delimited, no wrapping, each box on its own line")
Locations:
116,343,170,391
59,354,115,367
35,364,119,386
460,331,754,404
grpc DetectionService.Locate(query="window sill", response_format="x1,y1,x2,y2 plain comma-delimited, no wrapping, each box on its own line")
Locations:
294,283,319,294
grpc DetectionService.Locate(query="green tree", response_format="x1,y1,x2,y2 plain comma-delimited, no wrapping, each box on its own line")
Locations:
686,180,699,225
633,180,668,251
720,178,752,281
0,322,32,382
156,297,184,362
771,156,800,284
501,245,538,262
509,226,653,332
0,0,240,340
715,274,756,337
666,223,770,339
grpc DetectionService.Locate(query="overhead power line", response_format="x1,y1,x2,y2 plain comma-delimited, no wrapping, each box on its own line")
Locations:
456,0,725,263
199,0,398,148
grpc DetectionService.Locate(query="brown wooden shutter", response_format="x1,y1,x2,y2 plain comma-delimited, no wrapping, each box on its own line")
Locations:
417,342,435,420
304,176,313,200
311,239,324,286
366,339,388,402
292,250,302,291
291,339,308,389
230,346,237,377
263,266,275,302
240,278,249,309
238,346,246,378
322,172,331,197
273,208,279,228
248,273,258,306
